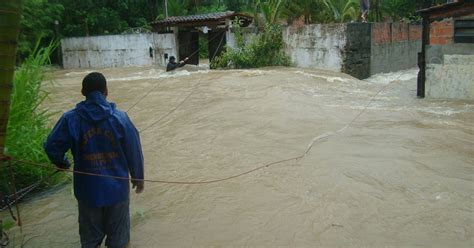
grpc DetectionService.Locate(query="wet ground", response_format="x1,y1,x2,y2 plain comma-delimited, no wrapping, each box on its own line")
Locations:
1,66,473,247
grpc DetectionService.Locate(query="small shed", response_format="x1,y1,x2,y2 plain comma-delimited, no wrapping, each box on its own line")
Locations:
151,11,253,65
417,0,474,100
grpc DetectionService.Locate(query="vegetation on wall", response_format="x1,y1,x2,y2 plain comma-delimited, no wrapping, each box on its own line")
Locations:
211,21,290,69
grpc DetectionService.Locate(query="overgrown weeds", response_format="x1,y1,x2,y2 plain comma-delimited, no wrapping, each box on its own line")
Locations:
1,41,63,196
211,20,290,69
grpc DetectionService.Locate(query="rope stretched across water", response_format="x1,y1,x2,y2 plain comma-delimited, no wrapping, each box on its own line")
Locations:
11,156,300,185
5,73,399,186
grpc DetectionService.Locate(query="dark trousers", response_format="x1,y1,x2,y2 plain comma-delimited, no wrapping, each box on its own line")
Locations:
78,200,130,248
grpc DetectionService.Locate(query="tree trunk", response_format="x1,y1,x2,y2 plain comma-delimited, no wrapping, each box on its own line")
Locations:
0,0,21,158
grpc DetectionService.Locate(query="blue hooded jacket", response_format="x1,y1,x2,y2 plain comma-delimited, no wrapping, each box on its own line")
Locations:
44,91,144,207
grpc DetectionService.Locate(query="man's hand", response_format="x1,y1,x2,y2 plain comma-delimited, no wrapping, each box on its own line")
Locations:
184,57,189,62
132,180,144,194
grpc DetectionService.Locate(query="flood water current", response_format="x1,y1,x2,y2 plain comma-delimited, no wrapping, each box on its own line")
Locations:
1,66,473,247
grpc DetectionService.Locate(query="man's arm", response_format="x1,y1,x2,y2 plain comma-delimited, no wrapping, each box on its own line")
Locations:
122,113,144,193
167,62,179,72
178,57,189,68
44,115,71,169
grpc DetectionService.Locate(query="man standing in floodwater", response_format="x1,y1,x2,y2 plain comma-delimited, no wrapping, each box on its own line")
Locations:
167,56,189,72
44,72,144,248
360,0,370,22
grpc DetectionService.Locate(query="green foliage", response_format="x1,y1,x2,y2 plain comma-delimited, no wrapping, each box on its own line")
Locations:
18,0,63,60
377,0,445,22
168,0,189,16
1,41,62,196
57,0,132,37
211,21,290,69
199,35,209,58
322,0,360,22
16,0,449,63
259,0,285,25
1,220,15,231
196,1,228,14
282,0,325,24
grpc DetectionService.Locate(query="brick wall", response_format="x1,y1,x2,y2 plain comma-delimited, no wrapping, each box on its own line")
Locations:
392,23,409,42
282,22,422,79
372,23,391,44
409,25,422,41
372,23,422,44
370,23,422,75
429,18,454,45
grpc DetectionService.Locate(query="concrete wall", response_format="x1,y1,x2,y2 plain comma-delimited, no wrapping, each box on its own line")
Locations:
226,27,258,50
61,23,422,78
283,24,347,71
62,33,177,69
281,23,421,79
343,23,372,79
370,23,422,75
425,44,474,100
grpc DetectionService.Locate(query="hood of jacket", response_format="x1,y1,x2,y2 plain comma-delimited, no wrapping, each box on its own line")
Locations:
76,91,116,123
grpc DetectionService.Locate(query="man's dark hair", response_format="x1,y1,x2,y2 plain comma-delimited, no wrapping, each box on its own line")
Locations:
82,72,107,95
169,56,176,62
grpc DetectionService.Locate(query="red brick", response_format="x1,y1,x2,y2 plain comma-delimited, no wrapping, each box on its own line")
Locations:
372,22,391,44
438,28,453,37
409,25,422,41
430,37,442,45
392,23,409,42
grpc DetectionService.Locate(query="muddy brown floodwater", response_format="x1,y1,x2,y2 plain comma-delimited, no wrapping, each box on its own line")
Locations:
1,66,473,247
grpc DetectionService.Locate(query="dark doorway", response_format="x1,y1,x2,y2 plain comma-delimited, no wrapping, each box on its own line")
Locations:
208,30,227,65
178,31,199,65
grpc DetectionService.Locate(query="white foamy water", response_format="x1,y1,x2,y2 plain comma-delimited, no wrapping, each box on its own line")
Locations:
365,68,419,85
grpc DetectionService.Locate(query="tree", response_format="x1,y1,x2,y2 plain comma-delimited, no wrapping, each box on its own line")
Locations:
19,0,63,59
0,0,21,158
259,0,286,25
322,0,360,23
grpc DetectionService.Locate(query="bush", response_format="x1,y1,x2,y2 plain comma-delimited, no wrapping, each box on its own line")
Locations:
1,42,63,197
211,22,290,69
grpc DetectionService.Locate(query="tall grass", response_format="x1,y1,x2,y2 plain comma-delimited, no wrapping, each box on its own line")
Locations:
0,41,62,196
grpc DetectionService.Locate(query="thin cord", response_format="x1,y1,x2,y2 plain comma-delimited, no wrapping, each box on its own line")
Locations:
11,157,298,185
210,33,226,61
139,80,200,133
125,32,225,113
300,72,403,159
7,73,400,186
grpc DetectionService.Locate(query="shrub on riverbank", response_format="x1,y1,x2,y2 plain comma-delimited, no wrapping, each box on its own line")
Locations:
1,42,62,197
211,23,290,69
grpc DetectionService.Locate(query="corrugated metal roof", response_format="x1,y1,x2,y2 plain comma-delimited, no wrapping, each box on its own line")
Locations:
152,11,244,25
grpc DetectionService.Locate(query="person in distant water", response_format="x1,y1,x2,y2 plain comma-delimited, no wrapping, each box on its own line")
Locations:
44,72,144,248
360,0,370,22
166,56,189,72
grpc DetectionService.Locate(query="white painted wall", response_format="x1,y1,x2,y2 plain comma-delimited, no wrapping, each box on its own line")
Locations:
226,27,258,50
426,54,474,100
61,33,177,69
283,24,347,71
